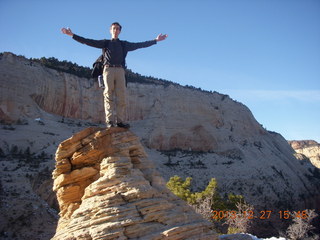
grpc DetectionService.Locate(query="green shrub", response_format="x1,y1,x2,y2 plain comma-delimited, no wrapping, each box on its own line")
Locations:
166,175,243,209
166,175,251,234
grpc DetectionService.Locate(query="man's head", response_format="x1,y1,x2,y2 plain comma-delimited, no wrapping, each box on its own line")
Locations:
110,22,122,39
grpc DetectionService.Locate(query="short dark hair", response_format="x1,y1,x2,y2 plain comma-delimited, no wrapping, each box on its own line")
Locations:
111,22,122,31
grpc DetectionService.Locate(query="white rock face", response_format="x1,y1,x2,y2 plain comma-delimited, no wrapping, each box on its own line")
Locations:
127,83,263,152
1,52,262,152
0,52,105,123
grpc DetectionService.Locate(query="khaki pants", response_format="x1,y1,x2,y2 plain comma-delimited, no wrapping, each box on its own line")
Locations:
103,66,126,124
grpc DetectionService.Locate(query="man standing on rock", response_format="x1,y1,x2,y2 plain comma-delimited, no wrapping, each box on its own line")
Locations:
61,22,168,128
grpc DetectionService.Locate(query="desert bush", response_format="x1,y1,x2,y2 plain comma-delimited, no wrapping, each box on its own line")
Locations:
225,201,254,234
191,196,213,221
286,209,318,240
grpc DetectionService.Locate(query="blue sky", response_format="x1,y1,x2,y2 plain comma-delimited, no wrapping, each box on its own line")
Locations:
1,0,319,142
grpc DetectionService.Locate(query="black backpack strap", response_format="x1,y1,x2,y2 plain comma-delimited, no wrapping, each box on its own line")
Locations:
102,43,107,61
120,40,127,69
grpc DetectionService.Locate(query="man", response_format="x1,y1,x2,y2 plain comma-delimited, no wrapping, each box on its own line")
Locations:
61,22,167,128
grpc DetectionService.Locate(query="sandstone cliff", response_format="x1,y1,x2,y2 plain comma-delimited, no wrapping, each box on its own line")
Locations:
1,52,320,238
0,52,105,124
52,127,217,240
0,52,262,152
289,140,320,169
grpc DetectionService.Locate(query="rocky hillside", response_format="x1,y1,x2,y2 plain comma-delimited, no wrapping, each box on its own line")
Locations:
0,52,319,239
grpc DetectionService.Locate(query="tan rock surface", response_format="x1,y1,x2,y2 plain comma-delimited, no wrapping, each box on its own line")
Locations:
289,140,320,168
52,127,218,240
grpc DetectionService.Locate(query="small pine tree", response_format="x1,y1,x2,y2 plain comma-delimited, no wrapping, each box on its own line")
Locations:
166,176,220,204
0,147,5,157
24,147,31,156
166,176,245,211
10,145,18,156
166,176,195,203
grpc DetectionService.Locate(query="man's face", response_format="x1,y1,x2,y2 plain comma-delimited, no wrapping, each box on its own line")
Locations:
110,24,121,39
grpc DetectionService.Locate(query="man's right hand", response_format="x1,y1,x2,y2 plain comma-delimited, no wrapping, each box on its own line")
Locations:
61,27,74,37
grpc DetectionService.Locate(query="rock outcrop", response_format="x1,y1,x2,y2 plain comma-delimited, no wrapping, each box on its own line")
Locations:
289,140,320,169
52,127,217,240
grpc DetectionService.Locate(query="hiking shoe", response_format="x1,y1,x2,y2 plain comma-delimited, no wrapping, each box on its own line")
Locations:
117,122,130,129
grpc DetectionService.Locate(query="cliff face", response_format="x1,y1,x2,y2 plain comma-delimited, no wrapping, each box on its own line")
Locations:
52,127,217,240
0,52,261,152
0,52,105,123
127,84,263,152
1,52,320,238
0,52,284,152
289,140,320,169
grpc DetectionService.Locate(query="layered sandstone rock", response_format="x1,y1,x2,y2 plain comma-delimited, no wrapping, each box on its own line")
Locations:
52,127,217,240
289,140,320,168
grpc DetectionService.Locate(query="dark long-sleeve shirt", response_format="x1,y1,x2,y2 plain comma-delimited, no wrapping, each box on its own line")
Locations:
72,34,157,67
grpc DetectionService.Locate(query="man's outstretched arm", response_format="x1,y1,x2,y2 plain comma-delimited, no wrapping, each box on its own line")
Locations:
61,27,106,49
125,33,168,52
